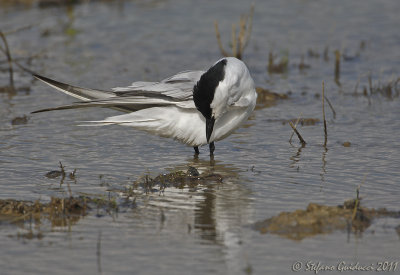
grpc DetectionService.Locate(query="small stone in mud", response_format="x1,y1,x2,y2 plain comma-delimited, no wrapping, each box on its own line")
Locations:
342,141,351,147
11,115,29,125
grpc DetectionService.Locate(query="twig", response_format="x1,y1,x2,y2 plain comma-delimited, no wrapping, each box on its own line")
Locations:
334,50,340,84
289,121,306,146
324,95,336,119
59,161,66,175
289,113,302,143
0,31,14,87
322,81,327,147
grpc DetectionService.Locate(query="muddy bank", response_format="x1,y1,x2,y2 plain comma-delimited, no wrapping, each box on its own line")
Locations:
254,199,400,241
0,197,89,227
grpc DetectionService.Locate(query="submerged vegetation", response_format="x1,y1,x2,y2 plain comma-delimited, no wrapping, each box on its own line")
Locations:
353,74,400,100
126,166,223,197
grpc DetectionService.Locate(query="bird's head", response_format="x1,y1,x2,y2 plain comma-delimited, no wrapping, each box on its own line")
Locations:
193,58,227,143
193,57,255,143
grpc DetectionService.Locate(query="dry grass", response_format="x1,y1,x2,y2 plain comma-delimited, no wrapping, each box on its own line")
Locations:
214,4,254,60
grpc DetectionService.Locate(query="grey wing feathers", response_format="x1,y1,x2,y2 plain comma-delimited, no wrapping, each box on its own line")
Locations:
32,71,203,114
33,74,114,101
112,70,204,99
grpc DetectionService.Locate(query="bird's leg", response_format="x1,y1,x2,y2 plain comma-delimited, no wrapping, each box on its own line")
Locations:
193,146,200,155
209,142,215,156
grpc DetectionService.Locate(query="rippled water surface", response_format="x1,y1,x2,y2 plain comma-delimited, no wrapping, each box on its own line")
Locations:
1,0,399,274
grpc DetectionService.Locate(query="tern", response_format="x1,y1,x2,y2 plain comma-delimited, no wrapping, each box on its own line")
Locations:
32,57,257,155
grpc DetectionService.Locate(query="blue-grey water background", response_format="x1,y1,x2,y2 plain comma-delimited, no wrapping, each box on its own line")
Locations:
0,0,399,274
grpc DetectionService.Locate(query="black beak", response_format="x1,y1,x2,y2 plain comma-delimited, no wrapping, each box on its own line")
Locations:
206,117,215,143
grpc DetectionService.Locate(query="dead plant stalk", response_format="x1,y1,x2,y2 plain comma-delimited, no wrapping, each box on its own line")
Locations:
214,4,254,59
289,113,302,143
322,81,327,147
289,121,306,146
0,31,14,87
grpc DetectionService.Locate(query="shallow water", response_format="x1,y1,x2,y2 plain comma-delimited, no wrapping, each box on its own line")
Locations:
1,0,399,274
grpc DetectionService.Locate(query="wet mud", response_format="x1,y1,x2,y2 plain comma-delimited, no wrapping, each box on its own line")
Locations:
128,166,223,195
255,87,289,109
254,199,400,241
0,197,88,229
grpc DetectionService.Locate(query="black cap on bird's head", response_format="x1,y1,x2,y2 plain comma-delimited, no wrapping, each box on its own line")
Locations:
193,59,227,143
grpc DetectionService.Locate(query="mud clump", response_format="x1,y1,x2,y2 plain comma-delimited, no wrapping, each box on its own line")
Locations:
0,197,89,227
45,161,67,178
132,167,223,194
11,115,29,125
255,87,288,109
254,199,400,241
0,196,117,239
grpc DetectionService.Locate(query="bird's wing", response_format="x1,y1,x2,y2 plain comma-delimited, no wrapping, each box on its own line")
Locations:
33,74,114,101
32,71,203,114
112,70,204,100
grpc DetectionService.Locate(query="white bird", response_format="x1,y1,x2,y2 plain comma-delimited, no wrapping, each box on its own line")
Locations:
32,57,257,155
